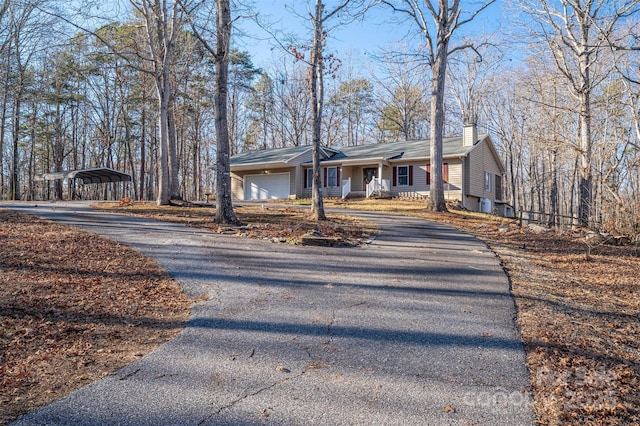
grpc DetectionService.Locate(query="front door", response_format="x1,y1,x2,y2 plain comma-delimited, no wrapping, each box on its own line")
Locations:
363,167,378,189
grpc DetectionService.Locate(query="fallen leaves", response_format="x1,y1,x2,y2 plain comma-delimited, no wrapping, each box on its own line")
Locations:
442,215,640,426
4,200,638,426
95,203,378,245
0,209,192,425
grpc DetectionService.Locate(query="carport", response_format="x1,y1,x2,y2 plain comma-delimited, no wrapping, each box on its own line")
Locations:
36,167,132,201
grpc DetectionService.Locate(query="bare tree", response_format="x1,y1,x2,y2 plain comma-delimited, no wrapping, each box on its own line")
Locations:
130,0,184,205
180,0,238,223
380,0,496,212
447,41,502,130
515,0,640,227
0,0,11,197
212,0,237,223
6,0,53,200
308,1,345,220
373,53,430,142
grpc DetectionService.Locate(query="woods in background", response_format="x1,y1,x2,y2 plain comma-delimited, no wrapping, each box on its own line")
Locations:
0,0,639,236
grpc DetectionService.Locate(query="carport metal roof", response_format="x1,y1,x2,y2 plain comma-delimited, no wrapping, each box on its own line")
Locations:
36,168,132,184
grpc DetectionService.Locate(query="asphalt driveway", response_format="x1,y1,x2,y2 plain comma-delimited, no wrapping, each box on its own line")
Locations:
3,202,534,425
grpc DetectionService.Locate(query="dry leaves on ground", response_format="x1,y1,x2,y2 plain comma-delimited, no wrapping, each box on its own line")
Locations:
3,199,639,426
96,203,377,245
0,209,193,425
438,214,640,426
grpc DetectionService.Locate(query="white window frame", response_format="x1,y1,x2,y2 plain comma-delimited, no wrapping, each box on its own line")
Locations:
397,165,409,187
485,172,492,192
327,167,338,187
306,168,313,188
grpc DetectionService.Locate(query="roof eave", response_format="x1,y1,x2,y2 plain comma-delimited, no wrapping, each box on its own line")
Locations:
283,147,314,164
230,161,290,171
318,156,391,166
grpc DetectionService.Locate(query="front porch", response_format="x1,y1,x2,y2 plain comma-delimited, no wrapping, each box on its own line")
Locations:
340,178,391,199
339,163,390,200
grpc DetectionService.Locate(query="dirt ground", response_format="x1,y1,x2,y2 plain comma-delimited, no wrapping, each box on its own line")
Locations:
2,200,639,425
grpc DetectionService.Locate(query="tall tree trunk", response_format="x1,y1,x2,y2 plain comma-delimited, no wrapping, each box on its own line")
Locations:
428,25,448,212
578,90,593,227
310,0,326,220
214,0,237,224
168,92,181,199
156,72,170,205
11,93,21,200
549,149,559,228
381,0,496,212
140,85,147,200
0,64,9,198
135,0,180,205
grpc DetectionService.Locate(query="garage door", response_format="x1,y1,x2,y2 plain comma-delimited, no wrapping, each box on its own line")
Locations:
244,173,290,200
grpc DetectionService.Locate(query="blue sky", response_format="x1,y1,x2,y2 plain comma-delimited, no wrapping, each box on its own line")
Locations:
236,0,507,70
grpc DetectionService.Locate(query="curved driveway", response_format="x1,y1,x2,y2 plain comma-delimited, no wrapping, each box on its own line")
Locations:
3,202,534,425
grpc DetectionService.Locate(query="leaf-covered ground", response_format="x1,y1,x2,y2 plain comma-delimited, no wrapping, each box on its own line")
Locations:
330,199,639,425
97,202,378,245
0,209,193,425
100,199,640,424
457,220,639,425
2,200,638,425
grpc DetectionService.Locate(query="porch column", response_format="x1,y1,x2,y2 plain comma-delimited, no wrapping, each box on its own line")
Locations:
378,162,383,185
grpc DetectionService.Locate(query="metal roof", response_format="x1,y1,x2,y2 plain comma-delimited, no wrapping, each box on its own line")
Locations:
36,168,132,184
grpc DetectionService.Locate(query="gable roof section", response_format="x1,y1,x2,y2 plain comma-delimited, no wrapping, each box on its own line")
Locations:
230,132,503,170
318,134,488,165
465,135,506,174
230,145,341,171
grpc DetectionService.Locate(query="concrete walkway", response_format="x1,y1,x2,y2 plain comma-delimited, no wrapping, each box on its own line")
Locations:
3,202,534,425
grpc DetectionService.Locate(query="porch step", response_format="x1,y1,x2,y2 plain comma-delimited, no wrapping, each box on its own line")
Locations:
369,191,391,199
344,191,366,200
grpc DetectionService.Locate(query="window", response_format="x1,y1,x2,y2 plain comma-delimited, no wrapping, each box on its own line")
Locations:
328,167,337,187
426,163,449,185
304,168,313,189
393,166,413,186
323,167,340,187
393,165,413,187
485,172,492,192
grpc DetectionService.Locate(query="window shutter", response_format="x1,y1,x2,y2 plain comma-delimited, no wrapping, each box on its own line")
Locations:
393,166,397,186
443,163,449,183
324,168,328,187
426,164,431,185
408,165,413,186
337,167,341,185
304,169,308,188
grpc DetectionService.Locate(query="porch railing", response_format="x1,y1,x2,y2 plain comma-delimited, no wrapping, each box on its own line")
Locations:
366,178,390,198
341,177,351,199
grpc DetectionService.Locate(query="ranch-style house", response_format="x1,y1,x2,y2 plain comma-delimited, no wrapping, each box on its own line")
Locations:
230,124,509,215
